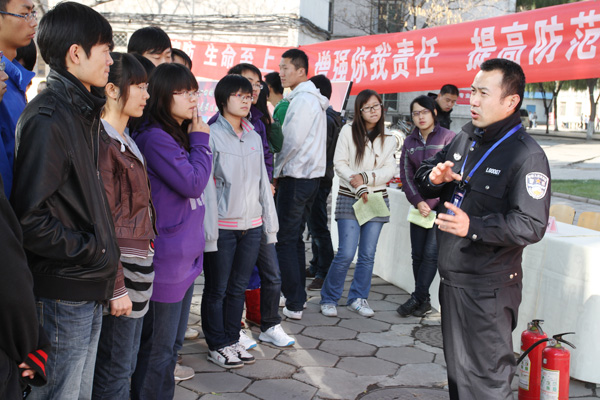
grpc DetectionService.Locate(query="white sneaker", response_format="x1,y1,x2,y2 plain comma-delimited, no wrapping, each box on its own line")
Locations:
321,304,338,317
259,324,295,347
239,329,257,350
207,346,243,369
184,327,199,340
282,307,302,320
231,342,255,364
347,298,374,317
279,294,286,307
174,363,195,381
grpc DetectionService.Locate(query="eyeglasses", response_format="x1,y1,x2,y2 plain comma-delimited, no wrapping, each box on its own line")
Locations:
230,93,254,102
252,83,264,91
411,109,432,118
135,83,149,91
0,10,37,22
360,103,382,113
173,90,199,99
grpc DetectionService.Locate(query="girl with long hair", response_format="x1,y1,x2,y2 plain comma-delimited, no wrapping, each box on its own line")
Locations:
92,52,155,400
130,63,212,399
319,89,397,318
397,95,455,317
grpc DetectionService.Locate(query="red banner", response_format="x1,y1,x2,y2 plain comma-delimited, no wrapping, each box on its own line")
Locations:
177,1,600,95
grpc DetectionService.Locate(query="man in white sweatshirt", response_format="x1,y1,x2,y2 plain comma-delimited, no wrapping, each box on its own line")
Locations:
275,48,328,320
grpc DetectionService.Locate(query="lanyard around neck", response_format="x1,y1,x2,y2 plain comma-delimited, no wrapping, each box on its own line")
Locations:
459,124,522,184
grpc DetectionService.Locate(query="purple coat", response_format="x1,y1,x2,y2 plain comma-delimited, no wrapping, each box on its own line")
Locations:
133,124,213,303
400,124,456,210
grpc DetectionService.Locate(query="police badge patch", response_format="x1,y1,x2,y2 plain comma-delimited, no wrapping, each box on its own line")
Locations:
525,172,549,199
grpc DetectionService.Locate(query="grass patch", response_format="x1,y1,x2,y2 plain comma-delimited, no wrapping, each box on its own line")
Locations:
552,180,600,201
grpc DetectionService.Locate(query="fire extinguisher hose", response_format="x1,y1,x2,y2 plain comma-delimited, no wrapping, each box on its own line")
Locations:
516,332,576,365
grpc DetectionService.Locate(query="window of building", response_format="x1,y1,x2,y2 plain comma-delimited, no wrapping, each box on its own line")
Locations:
328,0,335,32
559,102,566,116
575,102,582,117
113,32,128,49
382,93,398,113
377,0,404,34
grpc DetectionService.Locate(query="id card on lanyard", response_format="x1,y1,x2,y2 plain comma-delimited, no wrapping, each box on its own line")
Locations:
447,124,522,215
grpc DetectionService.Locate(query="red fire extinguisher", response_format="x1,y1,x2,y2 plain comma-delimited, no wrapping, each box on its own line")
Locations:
518,320,547,400
540,333,576,400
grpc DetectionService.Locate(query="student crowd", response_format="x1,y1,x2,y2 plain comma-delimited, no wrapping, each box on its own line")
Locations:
1,1,551,400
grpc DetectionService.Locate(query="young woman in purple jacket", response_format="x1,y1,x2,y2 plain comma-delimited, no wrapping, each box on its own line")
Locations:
130,63,212,399
397,95,456,318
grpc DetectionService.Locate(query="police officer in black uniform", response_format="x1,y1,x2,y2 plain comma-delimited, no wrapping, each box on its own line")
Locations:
415,58,551,400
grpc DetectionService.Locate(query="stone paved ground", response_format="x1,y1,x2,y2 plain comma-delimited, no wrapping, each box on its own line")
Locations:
175,267,599,400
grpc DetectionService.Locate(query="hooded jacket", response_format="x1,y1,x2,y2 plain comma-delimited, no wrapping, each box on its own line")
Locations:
274,80,329,179
11,69,120,301
204,114,278,248
324,106,344,184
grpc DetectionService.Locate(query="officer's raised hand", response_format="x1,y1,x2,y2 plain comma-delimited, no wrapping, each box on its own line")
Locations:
429,161,462,185
435,202,469,237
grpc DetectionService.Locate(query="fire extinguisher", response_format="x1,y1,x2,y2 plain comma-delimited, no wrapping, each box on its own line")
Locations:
518,320,547,400
540,333,576,400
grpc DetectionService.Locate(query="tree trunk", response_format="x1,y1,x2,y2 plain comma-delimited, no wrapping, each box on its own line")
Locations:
586,79,597,140
553,81,563,132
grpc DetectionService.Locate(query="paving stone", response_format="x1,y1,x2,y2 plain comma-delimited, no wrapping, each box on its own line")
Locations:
180,340,209,355
383,294,411,304
370,275,389,286
421,312,442,325
233,359,296,379
303,325,357,340
380,363,448,387
434,353,447,367
414,340,445,355
366,291,385,300
358,331,415,347
319,339,377,357
337,356,399,376
370,285,406,295
279,319,305,334
276,348,339,367
292,334,321,349
360,387,449,400
179,371,251,394
294,367,381,399
570,379,596,397
389,323,419,336
375,346,435,365
290,311,340,326
364,299,399,311
174,384,200,400
250,341,282,360
180,353,223,373
199,393,256,400
246,378,317,400
338,317,390,333
187,314,201,325
371,311,417,325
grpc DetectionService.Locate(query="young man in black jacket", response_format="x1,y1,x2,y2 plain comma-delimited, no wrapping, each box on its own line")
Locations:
415,59,550,400
10,3,120,399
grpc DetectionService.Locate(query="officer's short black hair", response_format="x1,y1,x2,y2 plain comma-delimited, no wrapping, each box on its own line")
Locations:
281,48,309,75
264,72,283,95
480,58,525,112
309,74,332,100
172,48,192,69
127,27,171,55
439,84,459,97
228,63,262,80
37,2,113,70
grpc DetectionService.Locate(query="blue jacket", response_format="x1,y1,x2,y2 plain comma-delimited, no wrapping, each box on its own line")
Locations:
0,56,34,198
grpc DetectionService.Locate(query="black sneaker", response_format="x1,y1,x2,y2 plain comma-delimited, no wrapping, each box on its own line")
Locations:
305,267,316,278
307,277,324,291
397,297,419,317
412,300,432,317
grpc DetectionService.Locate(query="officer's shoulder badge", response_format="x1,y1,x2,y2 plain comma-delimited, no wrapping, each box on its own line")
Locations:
525,172,549,199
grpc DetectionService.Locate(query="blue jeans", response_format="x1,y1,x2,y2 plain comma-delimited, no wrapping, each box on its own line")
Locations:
93,314,143,400
276,177,319,311
320,218,384,306
29,298,102,400
255,240,282,331
307,182,334,280
409,223,439,303
130,284,194,400
201,228,262,350
174,283,195,355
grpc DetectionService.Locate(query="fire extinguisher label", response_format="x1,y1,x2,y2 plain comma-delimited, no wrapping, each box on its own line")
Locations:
540,368,560,400
518,355,531,390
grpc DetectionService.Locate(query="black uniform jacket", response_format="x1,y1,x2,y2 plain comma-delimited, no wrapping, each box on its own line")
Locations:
415,112,550,289
11,69,120,301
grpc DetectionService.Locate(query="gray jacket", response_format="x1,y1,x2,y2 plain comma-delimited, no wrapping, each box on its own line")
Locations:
204,114,278,250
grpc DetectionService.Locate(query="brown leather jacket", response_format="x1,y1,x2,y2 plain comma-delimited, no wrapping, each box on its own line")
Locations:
98,122,156,296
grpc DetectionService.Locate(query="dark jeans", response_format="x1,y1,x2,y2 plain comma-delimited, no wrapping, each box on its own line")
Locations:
131,284,194,400
201,228,262,350
93,314,143,400
255,240,283,331
174,283,195,355
276,177,319,311
307,182,334,280
409,223,439,303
